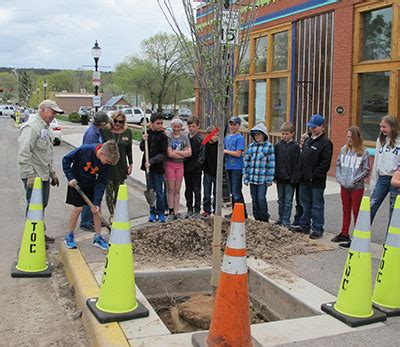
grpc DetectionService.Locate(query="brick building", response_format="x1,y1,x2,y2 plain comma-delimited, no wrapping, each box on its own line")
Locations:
195,0,400,172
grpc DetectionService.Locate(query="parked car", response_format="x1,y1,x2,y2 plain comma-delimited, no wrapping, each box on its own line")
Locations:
28,114,62,146
238,114,249,127
162,109,176,120
123,108,149,124
0,105,16,118
178,108,192,120
78,106,92,117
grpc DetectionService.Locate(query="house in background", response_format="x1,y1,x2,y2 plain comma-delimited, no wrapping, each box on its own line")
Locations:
54,92,131,115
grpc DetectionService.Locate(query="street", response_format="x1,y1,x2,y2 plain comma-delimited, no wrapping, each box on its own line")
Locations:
0,118,88,345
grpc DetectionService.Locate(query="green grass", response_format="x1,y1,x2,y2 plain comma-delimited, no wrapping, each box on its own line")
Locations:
131,128,143,142
56,114,70,122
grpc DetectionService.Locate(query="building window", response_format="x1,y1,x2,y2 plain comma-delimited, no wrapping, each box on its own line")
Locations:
255,36,267,73
254,80,266,124
354,2,399,145
236,80,249,117
362,7,392,61
360,72,390,142
270,78,288,132
235,26,291,132
238,44,250,75
272,31,288,71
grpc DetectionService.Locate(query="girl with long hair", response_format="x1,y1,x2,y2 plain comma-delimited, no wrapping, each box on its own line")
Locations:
102,111,133,221
332,126,370,244
370,115,400,225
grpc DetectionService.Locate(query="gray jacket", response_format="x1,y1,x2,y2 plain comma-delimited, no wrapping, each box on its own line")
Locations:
335,145,370,190
18,115,54,180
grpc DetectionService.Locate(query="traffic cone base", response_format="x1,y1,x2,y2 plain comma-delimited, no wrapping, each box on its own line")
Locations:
322,302,386,327
87,298,149,324
11,260,51,278
373,303,400,317
191,332,263,347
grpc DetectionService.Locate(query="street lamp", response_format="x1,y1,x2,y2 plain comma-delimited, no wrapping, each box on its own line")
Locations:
91,40,101,112
43,80,48,99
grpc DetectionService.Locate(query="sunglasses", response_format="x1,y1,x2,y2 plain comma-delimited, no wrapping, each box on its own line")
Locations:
114,119,124,124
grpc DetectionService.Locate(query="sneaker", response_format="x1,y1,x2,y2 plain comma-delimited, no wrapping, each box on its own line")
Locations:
64,232,77,249
274,221,282,226
339,241,351,249
45,234,55,244
148,213,157,223
193,212,201,220
224,213,232,220
93,235,108,251
290,225,305,233
80,225,95,232
174,213,182,220
158,213,166,223
185,210,193,219
201,211,210,218
331,233,350,243
167,214,175,221
309,231,323,240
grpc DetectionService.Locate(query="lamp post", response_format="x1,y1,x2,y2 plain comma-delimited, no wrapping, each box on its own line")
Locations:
43,80,47,100
91,40,101,112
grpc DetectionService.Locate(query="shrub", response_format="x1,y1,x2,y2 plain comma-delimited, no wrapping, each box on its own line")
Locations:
69,112,81,123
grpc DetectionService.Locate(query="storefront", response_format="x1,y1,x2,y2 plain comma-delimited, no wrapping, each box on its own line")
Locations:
196,0,400,166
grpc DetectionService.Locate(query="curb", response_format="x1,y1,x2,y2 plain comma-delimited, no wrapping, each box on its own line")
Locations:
59,244,129,347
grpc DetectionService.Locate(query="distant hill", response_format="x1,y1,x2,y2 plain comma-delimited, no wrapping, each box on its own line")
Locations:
0,67,63,74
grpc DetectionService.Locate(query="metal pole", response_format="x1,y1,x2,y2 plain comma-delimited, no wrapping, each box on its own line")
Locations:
94,58,99,112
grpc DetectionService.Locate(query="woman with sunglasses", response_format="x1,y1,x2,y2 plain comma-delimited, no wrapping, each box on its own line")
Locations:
103,111,133,221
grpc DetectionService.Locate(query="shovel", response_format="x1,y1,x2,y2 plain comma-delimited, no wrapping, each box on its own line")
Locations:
143,115,156,207
74,184,111,232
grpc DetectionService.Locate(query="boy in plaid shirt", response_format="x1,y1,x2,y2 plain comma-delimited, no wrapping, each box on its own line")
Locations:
243,123,275,222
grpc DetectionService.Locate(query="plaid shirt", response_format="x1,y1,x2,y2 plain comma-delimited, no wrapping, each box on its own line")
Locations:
243,141,275,185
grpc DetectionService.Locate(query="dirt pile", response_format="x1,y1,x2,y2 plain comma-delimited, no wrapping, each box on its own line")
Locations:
132,218,324,265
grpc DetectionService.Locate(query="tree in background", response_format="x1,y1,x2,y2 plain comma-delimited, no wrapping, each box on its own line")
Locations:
0,72,18,103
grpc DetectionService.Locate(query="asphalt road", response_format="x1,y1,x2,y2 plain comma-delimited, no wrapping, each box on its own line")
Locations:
0,118,88,345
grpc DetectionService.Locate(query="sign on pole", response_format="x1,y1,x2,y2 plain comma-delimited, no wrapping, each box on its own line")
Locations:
93,96,101,107
221,10,240,45
92,71,101,87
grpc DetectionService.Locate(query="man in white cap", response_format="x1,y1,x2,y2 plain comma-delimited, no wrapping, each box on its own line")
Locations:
18,99,64,244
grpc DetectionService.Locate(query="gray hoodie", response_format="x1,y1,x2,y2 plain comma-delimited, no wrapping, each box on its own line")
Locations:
335,145,370,190
250,122,269,141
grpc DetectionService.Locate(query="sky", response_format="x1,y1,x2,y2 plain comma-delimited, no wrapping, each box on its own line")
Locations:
0,0,189,71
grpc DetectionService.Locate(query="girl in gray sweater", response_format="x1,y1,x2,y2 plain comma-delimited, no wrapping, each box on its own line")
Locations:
332,126,370,243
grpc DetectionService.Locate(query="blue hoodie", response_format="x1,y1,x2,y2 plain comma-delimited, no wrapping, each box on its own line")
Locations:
62,144,109,205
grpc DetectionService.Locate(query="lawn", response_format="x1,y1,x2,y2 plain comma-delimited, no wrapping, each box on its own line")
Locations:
131,128,143,142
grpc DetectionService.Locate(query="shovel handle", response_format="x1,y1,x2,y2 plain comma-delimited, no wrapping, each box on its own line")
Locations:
74,185,111,232
143,115,150,174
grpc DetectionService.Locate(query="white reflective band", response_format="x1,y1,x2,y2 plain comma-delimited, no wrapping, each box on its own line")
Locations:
227,222,246,249
385,233,400,248
114,200,129,222
354,211,370,232
30,190,43,205
110,229,131,244
389,211,400,229
27,209,43,221
221,255,247,275
351,237,370,253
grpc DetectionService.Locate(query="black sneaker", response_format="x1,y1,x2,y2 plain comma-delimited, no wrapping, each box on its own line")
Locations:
339,241,351,249
224,213,232,220
309,231,323,240
290,225,305,233
331,233,350,243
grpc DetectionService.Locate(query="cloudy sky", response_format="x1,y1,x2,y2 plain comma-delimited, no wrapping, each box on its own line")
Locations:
0,0,188,71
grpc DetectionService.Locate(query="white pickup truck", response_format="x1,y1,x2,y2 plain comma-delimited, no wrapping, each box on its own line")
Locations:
0,105,16,118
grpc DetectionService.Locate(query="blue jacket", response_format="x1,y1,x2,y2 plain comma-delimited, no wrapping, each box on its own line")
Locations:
243,123,275,185
82,124,103,145
62,144,109,205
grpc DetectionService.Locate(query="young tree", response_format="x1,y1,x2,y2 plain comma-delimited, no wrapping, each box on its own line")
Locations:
158,0,257,287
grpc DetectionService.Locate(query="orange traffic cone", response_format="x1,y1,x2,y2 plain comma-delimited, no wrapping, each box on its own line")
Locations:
321,196,386,326
192,203,261,347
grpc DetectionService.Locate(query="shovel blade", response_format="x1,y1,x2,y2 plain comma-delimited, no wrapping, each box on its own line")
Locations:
144,189,156,207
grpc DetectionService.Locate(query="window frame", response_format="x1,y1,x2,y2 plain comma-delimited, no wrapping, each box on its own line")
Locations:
234,23,291,135
353,1,400,146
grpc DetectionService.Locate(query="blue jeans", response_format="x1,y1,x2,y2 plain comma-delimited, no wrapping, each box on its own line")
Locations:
22,179,50,215
371,175,398,224
250,183,269,221
277,182,295,226
148,172,165,216
80,205,93,229
227,170,245,208
203,173,216,214
299,183,325,233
